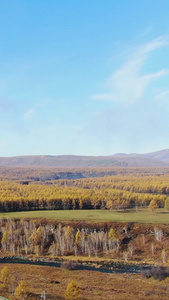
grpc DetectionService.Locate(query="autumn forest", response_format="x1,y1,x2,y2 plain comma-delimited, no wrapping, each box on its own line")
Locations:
0,167,169,212
1,166,169,299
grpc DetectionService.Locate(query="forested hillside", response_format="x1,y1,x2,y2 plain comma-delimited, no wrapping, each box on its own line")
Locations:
0,167,169,212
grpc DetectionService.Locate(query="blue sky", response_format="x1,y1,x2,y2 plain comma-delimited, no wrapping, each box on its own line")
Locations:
0,0,169,156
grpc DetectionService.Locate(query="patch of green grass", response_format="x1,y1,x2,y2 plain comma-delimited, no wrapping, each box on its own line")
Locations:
0,209,169,224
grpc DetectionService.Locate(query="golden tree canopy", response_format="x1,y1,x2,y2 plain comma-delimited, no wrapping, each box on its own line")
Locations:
65,280,81,300
15,280,30,299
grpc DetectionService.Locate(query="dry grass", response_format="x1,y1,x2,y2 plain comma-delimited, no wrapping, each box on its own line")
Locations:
0,263,169,299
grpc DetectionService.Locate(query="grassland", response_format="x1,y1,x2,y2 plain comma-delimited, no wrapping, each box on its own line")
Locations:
0,208,169,224
1,263,169,300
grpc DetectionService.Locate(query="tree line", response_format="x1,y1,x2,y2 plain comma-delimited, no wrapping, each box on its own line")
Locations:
0,173,169,211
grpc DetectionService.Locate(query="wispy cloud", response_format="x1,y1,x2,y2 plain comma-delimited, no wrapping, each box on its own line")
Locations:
154,90,169,100
24,103,40,120
24,108,34,120
92,36,169,103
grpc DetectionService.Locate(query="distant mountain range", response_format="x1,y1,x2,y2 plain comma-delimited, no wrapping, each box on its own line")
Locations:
0,149,169,167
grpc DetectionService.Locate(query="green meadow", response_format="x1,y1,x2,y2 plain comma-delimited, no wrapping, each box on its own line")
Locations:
0,209,169,224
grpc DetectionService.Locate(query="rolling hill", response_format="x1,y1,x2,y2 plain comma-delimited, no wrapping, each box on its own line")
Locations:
143,149,169,164
0,149,169,167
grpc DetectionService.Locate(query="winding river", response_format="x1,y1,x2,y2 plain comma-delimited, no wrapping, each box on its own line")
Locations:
0,256,150,274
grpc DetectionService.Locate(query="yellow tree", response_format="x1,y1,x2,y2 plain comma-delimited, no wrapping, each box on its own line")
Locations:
15,280,30,299
29,231,37,245
65,226,73,238
65,226,74,253
36,226,43,244
148,199,158,212
0,266,13,292
65,280,81,300
108,228,116,239
75,230,81,245
1,230,8,251
165,197,169,211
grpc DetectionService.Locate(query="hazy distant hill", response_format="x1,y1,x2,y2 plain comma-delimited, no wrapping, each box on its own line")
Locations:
143,149,169,164
0,150,169,167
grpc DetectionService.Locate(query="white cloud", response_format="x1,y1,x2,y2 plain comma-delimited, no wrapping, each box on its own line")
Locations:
137,36,168,55
92,36,169,103
154,90,169,100
24,108,34,120
24,103,40,120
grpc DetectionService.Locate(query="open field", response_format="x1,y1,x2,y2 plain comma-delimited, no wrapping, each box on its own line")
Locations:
0,209,169,224
0,263,169,300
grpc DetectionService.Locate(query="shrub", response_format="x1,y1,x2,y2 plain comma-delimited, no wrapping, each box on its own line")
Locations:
61,260,79,270
142,266,169,280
